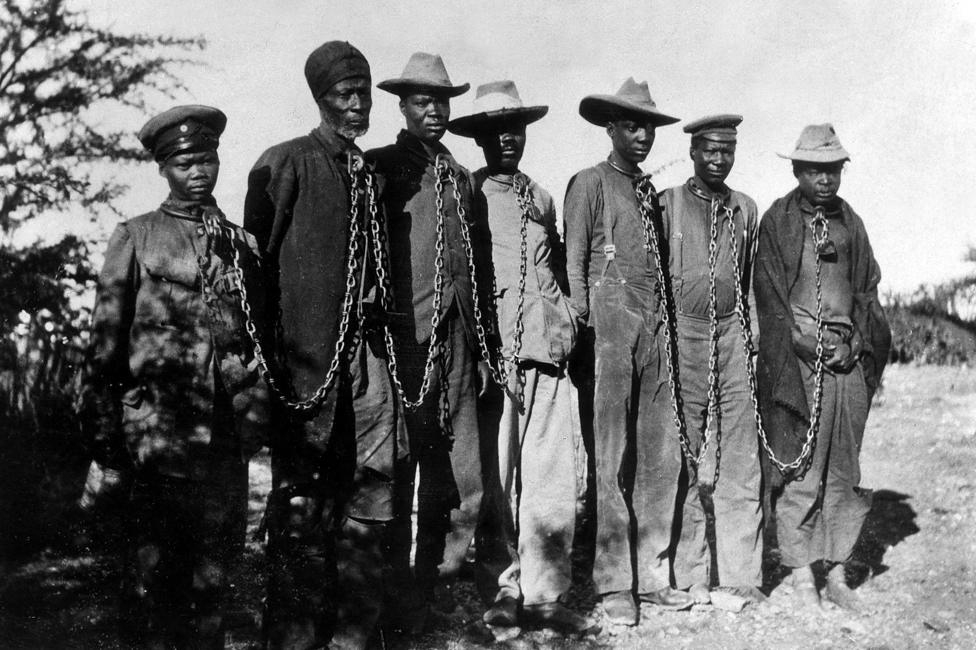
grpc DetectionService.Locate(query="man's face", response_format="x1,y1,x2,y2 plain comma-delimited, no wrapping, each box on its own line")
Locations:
794,162,844,206
401,92,451,143
691,138,736,188
607,117,655,165
319,76,372,140
159,150,219,202
476,121,526,174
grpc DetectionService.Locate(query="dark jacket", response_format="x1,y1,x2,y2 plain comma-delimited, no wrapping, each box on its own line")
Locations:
366,130,492,351
754,188,890,475
244,127,399,500
83,200,268,479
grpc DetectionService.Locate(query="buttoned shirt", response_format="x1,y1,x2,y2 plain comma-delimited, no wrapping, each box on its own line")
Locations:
659,176,758,319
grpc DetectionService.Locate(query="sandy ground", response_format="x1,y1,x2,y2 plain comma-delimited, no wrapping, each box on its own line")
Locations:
1,364,974,649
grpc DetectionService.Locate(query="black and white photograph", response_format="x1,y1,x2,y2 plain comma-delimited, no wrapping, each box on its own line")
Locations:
1,1,974,648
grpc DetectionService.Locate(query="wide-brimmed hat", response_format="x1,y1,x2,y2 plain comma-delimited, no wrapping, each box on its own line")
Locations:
377,51,469,97
579,77,679,127
447,80,548,138
778,123,851,163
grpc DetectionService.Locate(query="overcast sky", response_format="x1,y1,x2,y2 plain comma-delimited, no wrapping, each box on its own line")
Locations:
35,0,976,293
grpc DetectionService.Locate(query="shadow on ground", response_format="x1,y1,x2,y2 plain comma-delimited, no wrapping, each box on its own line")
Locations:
762,487,919,591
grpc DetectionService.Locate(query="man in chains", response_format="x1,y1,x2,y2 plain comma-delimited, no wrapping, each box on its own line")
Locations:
448,80,592,633
754,124,890,611
659,115,764,606
366,52,494,630
564,78,694,626
82,104,269,648
244,41,399,649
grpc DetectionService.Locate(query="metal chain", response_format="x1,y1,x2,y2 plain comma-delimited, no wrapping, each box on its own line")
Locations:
445,157,507,386
726,205,827,475
634,177,703,464
204,171,363,413
508,174,532,370
700,199,723,471
362,161,446,410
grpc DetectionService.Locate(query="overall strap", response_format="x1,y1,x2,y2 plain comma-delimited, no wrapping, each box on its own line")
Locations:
593,163,617,274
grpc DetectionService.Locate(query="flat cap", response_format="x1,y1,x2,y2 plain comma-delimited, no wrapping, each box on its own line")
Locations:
138,105,226,162
683,114,742,142
304,41,370,100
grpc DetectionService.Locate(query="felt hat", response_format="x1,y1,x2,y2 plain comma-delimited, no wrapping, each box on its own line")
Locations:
683,114,742,142
377,52,469,97
138,105,226,162
447,80,548,138
304,41,370,100
778,123,851,163
579,77,679,127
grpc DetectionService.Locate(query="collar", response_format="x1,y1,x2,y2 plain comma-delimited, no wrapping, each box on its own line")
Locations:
396,129,451,166
311,125,362,165
605,156,642,179
686,176,731,203
159,195,217,222
795,188,843,218
486,171,516,186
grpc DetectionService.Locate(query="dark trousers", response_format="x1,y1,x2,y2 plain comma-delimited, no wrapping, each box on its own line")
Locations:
671,314,763,589
121,453,248,649
589,274,675,595
264,341,396,650
387,311,484,601
776,363,872,568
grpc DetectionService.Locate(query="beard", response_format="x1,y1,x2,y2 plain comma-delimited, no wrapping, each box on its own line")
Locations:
322,109,369,141
336,118,369,141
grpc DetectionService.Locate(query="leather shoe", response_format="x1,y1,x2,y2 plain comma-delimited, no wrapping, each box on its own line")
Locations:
602,591,638,626
639,586,695,611
483,596,519,627
522,601,599,635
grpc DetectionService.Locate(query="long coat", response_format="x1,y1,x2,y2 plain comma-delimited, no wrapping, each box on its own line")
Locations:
244,127,398,509
754,188,891,482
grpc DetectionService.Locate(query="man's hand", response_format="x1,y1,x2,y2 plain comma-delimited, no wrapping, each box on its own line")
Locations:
792,333,821,364
477,360,492,397
825,341,858,372
78,460,130,513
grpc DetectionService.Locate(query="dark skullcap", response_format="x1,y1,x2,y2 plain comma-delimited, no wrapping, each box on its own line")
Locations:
138,105,226,162
304,41,371,100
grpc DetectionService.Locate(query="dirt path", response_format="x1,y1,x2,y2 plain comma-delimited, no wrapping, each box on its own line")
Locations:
1,364,974,649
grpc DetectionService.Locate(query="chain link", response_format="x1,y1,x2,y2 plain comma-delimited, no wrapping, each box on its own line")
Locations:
203,169,363,413
445,158,507,386
725,207,827,475
364,164,446,410
634,177,704,464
